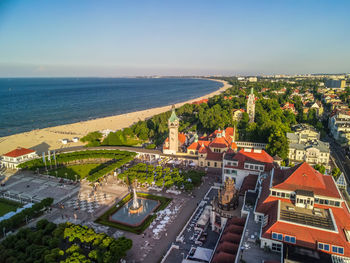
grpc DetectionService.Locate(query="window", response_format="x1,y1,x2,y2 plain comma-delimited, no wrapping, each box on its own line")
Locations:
284,235,296,244
214,162,217,168
259,166,264,171
272,243,282,252
272,232,283,241
332,246,344,255
335,201,340,207
318,242,330,251
281,192,285,198
271,191,276,196
207,162,210,167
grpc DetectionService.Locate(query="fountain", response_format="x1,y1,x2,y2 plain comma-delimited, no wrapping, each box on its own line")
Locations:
128,187,144,214
109,183,160,227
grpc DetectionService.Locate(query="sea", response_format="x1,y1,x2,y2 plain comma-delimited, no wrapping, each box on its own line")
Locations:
0,78,222,137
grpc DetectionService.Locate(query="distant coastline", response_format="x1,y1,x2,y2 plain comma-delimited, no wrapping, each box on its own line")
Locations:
0,78,231,155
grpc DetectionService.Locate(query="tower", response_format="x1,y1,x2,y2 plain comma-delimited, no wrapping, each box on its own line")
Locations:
247,87,255,123
167,105,179,154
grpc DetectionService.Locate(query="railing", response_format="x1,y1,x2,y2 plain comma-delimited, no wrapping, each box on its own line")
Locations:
236,141,267,149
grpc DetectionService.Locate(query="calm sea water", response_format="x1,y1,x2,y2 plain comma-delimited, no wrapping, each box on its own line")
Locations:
0,78,221,137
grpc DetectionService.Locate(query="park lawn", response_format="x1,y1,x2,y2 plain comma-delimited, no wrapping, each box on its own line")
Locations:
49,163,100,180
0,198,22,217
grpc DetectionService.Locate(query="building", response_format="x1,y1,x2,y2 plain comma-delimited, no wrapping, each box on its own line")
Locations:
326,79,346,89
163,106,186,154
232,109,245,122
255,162,350,261
280,102,296,114
247,88,256,123
1,147,37,169
329,109,350,146
187,127,237,168
287,124,329,168
222,148,274,189
288,124,320,143
248,76,258,82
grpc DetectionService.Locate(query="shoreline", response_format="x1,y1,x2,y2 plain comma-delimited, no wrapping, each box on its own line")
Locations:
0,78,231,155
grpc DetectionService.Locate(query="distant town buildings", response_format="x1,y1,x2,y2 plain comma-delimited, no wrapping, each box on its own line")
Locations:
326,79,346,89
1,147,37,169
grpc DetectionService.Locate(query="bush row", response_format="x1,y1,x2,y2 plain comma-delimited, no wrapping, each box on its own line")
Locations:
0,197,54,238
18,150,135,171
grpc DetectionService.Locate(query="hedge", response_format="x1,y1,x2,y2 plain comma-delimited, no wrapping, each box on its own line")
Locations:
0,197,54,238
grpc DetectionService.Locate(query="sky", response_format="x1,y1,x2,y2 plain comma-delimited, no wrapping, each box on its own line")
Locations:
0,0,349,77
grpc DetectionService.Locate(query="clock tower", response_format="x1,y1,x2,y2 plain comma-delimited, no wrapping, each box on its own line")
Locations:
168,105,179,154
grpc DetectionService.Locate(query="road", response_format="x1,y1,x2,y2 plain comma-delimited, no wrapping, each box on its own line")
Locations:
325,135,350,186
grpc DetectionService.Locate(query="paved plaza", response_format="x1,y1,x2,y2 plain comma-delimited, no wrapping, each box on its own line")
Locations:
0,167,222,263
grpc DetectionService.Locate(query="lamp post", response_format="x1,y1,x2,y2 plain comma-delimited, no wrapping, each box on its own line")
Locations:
75,174,78,182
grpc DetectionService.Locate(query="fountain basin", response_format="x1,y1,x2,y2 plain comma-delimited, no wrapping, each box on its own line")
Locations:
109,197,160,227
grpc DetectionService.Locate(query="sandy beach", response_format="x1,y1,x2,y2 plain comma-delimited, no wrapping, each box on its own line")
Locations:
0,79,231,155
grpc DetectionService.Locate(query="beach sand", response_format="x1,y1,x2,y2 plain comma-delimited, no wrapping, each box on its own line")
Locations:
0,79,231,155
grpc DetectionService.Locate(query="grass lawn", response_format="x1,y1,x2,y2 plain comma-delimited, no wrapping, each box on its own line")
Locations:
0,198,22,217
49,163,101,180
95,193,171,234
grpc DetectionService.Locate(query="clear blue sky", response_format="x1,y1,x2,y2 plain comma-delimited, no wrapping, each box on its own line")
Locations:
0,0,349,77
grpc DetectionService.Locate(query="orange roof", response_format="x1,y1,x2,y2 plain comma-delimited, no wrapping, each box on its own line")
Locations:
273,163,341,198
192,98,208,105
3,147,35,157
178,133,186,145
210,136,229,148
256,163,350,257
239,149,274,164
187,140,210,150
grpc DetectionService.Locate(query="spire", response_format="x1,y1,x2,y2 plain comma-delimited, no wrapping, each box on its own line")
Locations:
250,87,254,95
169,105,179,123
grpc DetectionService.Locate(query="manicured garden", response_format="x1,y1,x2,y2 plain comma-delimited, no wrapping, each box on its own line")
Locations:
0,198,22,217
18,150,136,182
0,198,53,238
0,219,132,263
95,192,171,234
48,164,101,180
118,163,205,190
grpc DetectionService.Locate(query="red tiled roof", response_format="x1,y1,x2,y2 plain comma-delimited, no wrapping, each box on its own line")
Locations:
256,163,350,257
210,136,229,148
3,147,35,157
178,133,186,145
261,202,350,257
187,140,210,150
212,252,236,263
225,149,274,172
192,98,209,105
273,162,341,199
